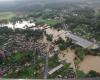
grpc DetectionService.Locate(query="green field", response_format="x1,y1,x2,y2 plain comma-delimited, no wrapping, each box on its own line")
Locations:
0,12,15,20
36,17,61,26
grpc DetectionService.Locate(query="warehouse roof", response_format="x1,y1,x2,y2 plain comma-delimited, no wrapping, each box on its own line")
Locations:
65,32,94,48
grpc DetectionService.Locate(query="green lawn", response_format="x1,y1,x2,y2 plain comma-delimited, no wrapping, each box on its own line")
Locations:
36,17,61,26
0,12,15,20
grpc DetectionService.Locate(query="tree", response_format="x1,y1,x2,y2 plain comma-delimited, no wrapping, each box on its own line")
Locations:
75,47,88,61
46,34,53,41
55,37,72,50
86,70,100,77
25,29,43,40
76,69,86,78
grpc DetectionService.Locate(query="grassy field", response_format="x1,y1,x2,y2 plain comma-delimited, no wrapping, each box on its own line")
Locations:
0,12,15,20
36,17,61,26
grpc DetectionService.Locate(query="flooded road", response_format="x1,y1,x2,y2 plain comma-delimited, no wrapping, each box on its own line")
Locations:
58,49,76,70
46,28,66,41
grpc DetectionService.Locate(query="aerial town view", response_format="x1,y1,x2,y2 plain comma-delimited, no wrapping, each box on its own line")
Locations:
0,0,100,79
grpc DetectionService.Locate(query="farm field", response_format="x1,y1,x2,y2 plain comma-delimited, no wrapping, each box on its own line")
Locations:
36,17,61,26
0,12,15,20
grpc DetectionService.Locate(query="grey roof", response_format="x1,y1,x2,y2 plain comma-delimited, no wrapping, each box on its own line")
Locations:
48,64,63,75
66,33,94,48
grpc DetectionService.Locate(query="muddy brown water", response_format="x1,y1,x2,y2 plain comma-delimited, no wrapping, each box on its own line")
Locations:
46,28,66,41
79,55,100,73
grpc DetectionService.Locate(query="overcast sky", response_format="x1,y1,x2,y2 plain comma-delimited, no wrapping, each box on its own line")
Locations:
0,0,13,1
0,0,98,3
0,0,85,2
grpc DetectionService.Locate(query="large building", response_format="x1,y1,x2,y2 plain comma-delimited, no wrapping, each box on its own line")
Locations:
65,32,98,49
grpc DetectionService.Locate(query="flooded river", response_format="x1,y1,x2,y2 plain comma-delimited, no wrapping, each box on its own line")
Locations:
58,49,76,70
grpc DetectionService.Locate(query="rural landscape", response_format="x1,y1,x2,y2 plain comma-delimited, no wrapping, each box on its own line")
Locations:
0,0,100,79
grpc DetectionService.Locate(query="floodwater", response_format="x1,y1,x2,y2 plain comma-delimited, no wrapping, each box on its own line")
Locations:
46,28,66,41
79,55,100,73
58,49,76,70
